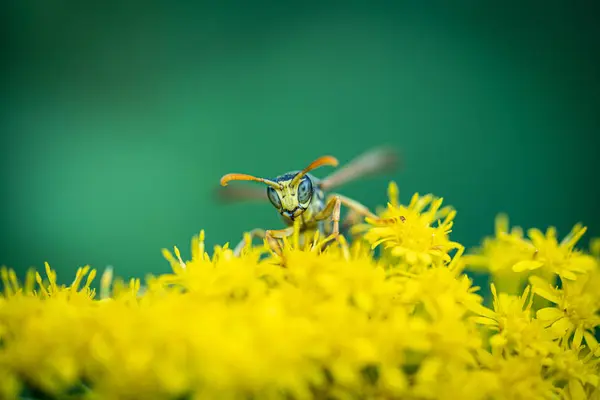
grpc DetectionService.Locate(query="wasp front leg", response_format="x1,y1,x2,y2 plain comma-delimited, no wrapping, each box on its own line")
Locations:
313,195,343,249
233,227,295,257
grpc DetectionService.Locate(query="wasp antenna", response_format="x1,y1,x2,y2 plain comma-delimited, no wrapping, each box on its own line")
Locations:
291,155,339,186
220,173,281,189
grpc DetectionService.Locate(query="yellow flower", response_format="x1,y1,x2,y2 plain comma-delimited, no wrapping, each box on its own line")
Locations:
468,283,560,358
543,340,600,399
1,182,599,399
462,214,539,294
513,224,596,281
354,182,460,268
411,357,499,400
0,264,97,397
479,353,561,400
397,250,484,320
530,270,600,349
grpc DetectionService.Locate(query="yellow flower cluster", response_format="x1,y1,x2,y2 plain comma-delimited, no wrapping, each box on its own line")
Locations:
0,182,599,400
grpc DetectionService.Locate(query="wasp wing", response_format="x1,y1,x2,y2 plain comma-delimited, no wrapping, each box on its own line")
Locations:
214,185,266,204
319,146,400,191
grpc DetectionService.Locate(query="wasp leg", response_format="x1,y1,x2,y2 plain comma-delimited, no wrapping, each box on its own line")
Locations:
233,227,294,256
315,193,394,250
315,196,342,232
265,227,295,257
313,195,343,250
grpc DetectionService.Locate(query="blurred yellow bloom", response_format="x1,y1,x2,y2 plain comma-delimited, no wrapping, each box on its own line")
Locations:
479,353,562,400
462,214,538,294
513,224,596,281
530,268,600,349
543,340,600,399
411,357,499,400
464,215,597,296
0,184,598,400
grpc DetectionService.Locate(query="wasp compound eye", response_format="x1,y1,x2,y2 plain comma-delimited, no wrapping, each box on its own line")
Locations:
267,187,282,209
297,177,313,204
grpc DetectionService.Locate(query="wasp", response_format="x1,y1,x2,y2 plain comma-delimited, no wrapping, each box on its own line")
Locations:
218,147,399,256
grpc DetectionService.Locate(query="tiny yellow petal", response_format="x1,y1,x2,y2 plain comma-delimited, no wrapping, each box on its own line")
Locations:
472,316,498,326
573,326,584,349
512,260,544,272
584,331,599,354
550,317,571,335
568,378,587,400
406,251,418,265
494,213,509,236
489,334,507,348
536,307,563,321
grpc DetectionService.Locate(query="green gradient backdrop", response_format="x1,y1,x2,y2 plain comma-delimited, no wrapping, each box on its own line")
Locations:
2,2,599,282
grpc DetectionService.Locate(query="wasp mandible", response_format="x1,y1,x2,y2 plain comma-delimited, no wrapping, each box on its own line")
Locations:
218,147,399,256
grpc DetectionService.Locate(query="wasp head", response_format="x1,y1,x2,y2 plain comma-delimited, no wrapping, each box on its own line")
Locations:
265,172,314,219
219,155,338,221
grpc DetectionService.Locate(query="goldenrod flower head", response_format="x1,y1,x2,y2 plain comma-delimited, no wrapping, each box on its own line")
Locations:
481,354,562,400
469,284,560,358
544,340,600,397
464,216,598,298
462,214,538,294
354,181,460,268
0,183,598,400
530,268,600,349
512,224,597,281
411,357,499,400
397,248,483,317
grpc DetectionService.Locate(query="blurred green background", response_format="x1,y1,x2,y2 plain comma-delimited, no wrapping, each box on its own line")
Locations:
2,1,599,282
